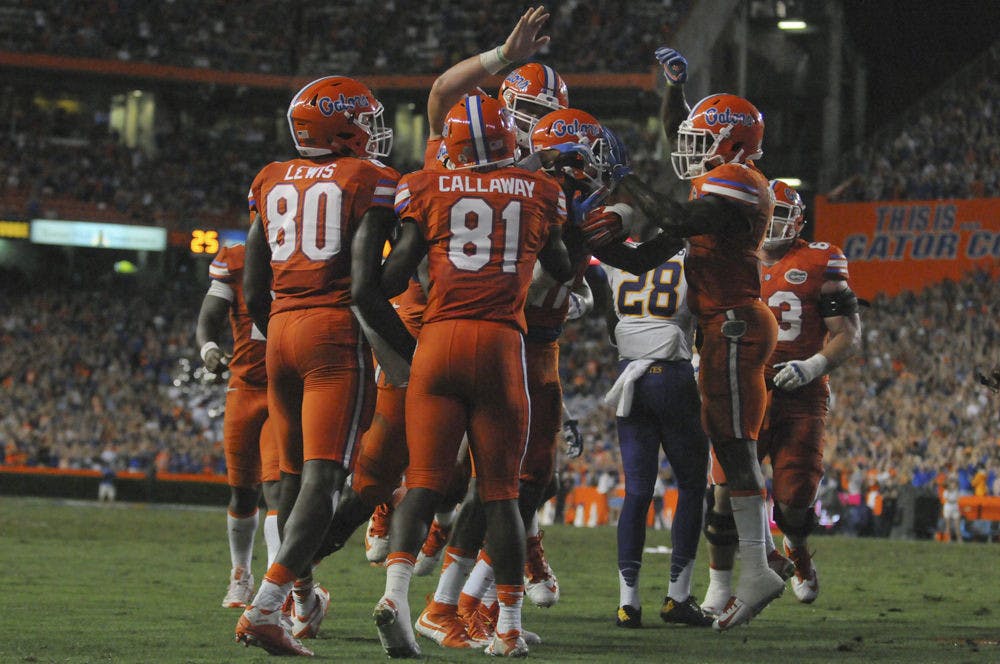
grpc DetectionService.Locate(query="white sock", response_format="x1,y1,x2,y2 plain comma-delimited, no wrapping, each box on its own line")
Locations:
618,567,640,608
707,567,733,593
461,555,495,600
526,513,540,538
253,577,293,611
228,510,258,573
667,556,694,600
482,582,498,608
433,548,475,605
293,572,315,617
764,499,776,554
495,585,523,636
263,511,280,569
731,494,768,574
384,557,415,601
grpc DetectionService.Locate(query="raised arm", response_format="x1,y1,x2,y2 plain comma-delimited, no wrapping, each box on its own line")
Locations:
654,46,691,143
619,174,749,238
427,6,552,139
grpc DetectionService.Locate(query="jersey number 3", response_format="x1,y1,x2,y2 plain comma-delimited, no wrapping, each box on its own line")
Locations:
768,290,802,341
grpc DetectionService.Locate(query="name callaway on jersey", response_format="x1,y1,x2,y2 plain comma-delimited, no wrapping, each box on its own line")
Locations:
438,174,537,197
317,93,370,115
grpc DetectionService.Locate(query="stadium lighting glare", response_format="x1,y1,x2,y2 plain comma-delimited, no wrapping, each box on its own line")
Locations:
777,20,808,30
776,177,802,187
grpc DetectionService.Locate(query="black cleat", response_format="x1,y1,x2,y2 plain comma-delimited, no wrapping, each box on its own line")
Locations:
616,604,642,628
660,595,713,627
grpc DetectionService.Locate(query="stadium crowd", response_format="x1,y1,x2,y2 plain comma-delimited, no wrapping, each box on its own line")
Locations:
833,42,1000,202
0,90,274,229
3,265,997,539
1,0,688,75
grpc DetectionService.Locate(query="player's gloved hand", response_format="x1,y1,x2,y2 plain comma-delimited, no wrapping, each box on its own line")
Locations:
773,353,828,390
200,341,229,374
570,185,610,225
655,46,688,85
579,205,626,248
600,126,632,187
562,419,583,459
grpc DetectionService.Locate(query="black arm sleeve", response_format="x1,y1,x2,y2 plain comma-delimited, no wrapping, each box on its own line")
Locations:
818,285,860,318
620,175,750,238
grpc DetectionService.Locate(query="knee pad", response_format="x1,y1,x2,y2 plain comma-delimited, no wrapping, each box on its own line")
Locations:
704,508,738,547
773,503,817,539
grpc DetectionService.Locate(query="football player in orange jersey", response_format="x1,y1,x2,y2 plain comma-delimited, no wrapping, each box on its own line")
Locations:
360,95,573,658
197,243,281,609
233,75,398,657
611,46,784,631
756,180,861,603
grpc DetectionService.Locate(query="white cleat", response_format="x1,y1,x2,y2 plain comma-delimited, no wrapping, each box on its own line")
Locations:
790,564,819,603
525,572,560,608
365,517,391,564
291,586,331,639
373,597,421,658
222,567,255,608
701,578,732,618
524,531,560,608
712,569,785,631
485,630,529,657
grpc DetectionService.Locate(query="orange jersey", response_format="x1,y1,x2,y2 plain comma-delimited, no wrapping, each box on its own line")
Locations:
762,238,851,373
248,156,399,315
524,255,591,332
394,167,566,333
208,244,267,385
392,278,427,339
686,162,773,318
423,137,446,170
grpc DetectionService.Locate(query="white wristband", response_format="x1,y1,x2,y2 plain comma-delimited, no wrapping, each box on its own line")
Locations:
200,341,220,363
605,203,634,230
479,45,512,75
802,353,829,377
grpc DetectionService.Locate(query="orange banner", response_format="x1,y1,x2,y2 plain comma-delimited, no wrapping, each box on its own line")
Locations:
813,196,1000,298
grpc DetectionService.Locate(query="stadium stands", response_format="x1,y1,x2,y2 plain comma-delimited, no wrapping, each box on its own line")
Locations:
0,1,690,75
831,41,1000,202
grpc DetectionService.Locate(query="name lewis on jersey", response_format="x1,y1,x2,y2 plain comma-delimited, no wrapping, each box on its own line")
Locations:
318,93,369,116
438,175,536,198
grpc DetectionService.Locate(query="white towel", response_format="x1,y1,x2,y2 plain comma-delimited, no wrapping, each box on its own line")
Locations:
604,359,654,417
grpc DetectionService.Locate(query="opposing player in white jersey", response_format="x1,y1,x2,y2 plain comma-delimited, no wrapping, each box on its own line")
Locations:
599,208,712,629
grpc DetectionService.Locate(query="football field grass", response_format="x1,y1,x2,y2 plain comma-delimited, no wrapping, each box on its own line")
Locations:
1,496,997,663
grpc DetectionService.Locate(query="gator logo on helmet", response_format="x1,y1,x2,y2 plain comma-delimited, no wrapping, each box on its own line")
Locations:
504,71,531,91
550,118,602,139
317,93,370,116
703,108,757,127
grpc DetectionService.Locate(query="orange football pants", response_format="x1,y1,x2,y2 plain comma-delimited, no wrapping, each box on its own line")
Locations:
223,381,279,487
404,319,530,502
518,339,562,486
266,307,375,475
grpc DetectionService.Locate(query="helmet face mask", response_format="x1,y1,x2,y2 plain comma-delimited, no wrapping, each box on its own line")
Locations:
498,63,569,149
763,180,805,249
670,93,763,180
287,76,393,159
529,108,606,193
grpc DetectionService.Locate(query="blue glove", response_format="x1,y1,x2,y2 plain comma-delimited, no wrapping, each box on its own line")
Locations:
600,126,631,186
654,46,688,85
570,185,610,224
